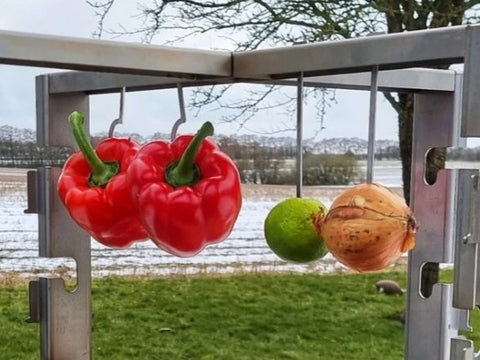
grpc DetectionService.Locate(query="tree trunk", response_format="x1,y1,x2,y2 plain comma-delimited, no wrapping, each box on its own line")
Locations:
397,92,446,298
397,93,414,205
397,93,446,203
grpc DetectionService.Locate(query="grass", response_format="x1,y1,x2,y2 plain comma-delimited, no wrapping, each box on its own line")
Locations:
0,270,446,359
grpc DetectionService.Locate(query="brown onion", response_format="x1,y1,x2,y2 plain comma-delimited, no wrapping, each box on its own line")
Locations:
316,183,416,272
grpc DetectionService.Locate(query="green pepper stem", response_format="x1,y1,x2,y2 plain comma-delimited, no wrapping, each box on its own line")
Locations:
69,111,118,187
166,121,214,188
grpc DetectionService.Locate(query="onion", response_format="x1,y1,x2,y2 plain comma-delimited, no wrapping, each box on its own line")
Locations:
316,183,416,272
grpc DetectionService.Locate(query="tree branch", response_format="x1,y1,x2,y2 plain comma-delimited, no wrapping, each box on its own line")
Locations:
382,92,401,113
86,0,115,39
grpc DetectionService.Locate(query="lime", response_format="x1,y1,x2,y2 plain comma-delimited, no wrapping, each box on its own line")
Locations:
264,197,328,263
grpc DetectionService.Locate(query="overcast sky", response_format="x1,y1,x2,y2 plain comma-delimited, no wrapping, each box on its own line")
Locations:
0,1,400,140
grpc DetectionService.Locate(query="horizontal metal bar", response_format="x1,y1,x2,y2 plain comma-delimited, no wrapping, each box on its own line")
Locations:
233,25,470,78
289,68,456,92
2,26,466,90
0,30,231,78
46,68,456,95
47,71,234,95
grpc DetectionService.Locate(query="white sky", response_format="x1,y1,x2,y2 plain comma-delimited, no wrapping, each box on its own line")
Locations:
0,0,400,140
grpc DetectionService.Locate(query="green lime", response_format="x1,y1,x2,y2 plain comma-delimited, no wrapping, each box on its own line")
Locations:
264,197,328,263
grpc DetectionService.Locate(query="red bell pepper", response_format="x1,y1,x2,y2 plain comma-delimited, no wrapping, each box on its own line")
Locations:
57,111,148,248
127,121,242,257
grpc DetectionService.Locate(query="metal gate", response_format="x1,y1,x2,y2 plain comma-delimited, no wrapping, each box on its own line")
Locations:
1,24,480,359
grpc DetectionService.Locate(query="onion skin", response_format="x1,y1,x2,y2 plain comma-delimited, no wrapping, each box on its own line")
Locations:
317,183,416,272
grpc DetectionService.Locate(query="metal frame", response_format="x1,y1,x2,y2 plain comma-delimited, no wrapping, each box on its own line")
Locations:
232,26,466,78
0,26,468,77
1,24,480,360
44,68,455,95
407,75,468,359
0,30,230,78
30,78,92,359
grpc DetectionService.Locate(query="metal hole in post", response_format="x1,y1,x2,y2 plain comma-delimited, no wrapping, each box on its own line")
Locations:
420,262,440,298
424,147,446,185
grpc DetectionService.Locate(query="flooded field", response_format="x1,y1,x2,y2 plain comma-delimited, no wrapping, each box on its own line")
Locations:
0,164,403,280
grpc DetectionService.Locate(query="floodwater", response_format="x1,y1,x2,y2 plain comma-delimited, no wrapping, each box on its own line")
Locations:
0,162,402,279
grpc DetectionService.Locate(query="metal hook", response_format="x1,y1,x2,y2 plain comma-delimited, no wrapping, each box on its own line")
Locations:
170,84,187,141
296,72,304,198
366,65,379,183
108,87,125,137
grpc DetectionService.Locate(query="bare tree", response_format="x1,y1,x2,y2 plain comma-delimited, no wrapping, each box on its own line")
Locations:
87,0,480,205
87,1,480,297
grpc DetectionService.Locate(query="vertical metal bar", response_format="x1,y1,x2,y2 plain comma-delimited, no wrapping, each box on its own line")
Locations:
296,72,304,198
446,73,475,360
35,75,92,360
453,170,480,310
452,61,480,356
36,75,50,146
405,88,467,360
108,87,125,138
24,170,38,214
366,65,378,183
461,25,480,137
26,280,40,323
37,166,52,258
449,69,480,313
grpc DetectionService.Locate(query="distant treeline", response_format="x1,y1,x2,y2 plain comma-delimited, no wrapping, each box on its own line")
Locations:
217,137,363,185
0,139,72,168
0,136,410,185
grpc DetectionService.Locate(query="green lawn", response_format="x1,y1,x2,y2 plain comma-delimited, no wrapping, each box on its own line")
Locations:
0,271,447,359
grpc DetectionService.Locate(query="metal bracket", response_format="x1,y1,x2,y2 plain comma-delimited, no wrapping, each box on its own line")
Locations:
26,280,40,323
37,166,92,360
451,337,480,360
32,75,92,360
463,173,480,246
24,170,38,214
25,170,40,325
406,74,469,360
453,170,480,310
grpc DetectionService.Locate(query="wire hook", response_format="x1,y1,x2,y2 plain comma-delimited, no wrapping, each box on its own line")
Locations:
296,72,304,198
170,84,187,141
366,65,379,183
108,87,126,137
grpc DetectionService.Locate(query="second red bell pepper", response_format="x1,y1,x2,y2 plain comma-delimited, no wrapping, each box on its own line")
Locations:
127,121,242,257
57,111,148,248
